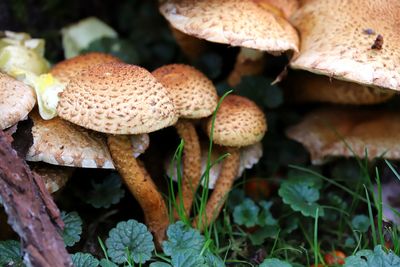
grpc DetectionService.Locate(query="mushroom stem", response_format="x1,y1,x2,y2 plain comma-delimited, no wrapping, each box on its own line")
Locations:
227,48,265,86
173,119,202,219
107,135,169,246
193,147,240,231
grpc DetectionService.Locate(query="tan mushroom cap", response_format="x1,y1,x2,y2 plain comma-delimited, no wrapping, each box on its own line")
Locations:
206,95,267,147
285,72,395,105
32,163,74,193
286,108,400,164
57,63,178,134
0,72,36,129
152,64,218,119
290,0,400,91
50,52,121,84
159,0,299,53
256,0,299,19
27,110,115,168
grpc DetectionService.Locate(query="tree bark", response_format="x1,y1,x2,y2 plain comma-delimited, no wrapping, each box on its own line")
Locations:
0,130,72,267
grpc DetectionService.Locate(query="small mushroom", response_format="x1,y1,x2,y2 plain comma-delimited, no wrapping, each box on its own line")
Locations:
31,163,74,194
286,108,400,164
284,71,395,105
290,0,400,91
0,72,36,130
194,95,267,230
152,64,218,218
57,62,178,245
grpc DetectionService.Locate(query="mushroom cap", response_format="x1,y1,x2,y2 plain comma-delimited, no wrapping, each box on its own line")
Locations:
285,71,395,105
206,95,267,147
31,163,74,193
57,63,178,134
27,110,115,168
286,108,400,164
290,0,400,91
152,64,218,119
0,72,36,129
50,52,121,84
256,0,299,18
159,0,299,53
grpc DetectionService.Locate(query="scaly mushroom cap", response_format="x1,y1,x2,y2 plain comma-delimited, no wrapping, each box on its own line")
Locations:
50,52,121,84
152,64,218,119
57,63,178,134
256,0,299,18
286,108,400,164
206,95,267,147
0,72,36,129
285,72,395,105
32,163,74,193
159,0,299,53
290,0,400,91
27,110,115,168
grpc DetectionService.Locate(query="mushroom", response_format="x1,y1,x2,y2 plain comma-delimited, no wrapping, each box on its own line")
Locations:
159,0,299,86
56,62,178,245
0,72,36,130
286,108,400,164
290,0,400,91
31,163,74,194
194,95,267,230
152,64,218,218
284,71,395,105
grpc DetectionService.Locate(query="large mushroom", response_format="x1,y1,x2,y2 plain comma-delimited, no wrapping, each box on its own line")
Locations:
152,64,218,218
56,62,178,245
195,95,267,230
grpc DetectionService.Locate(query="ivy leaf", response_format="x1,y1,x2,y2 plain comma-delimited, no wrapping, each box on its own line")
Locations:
203,251,225,267
171,250,208,267
71,253,99,267
278,180,324,218
260,258,293,267
85,173,125,209
61,211,83,247
149,262,172,267
233,198,260,227
105,219,154,264
351,214,370,233
249,225,280,246
162,221,205,256
258,200,277,226
227,188,245,211
344,245,400,267
99,259,118,267
0,240,23,266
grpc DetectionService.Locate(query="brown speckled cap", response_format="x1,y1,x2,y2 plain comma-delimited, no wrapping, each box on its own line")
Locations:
290,0,400,91
57,63,178,134
0,72,36,130
32,163,74,193
152,64,218,119
27,110,115,168
285,72,395,105
159,0,299,53
206,95,267,147
286,108,400,164
50,52,121,84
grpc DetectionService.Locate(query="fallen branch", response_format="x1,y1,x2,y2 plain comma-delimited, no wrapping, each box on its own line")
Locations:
0,130,72,267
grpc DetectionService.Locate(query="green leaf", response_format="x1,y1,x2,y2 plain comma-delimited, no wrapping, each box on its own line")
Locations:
258,200,277,226
149,262,172,267
203,251,225,267
85,173,125,209
162,221,205,256
61,211,83,247
71,253,99,267
227,188,245,211
352,214,371,233
278,179,324,218
0,240,23,266
106,219,155,264
249,225,280,246
260,258,293,267
344,245,400,267
99,259,118,267
171,250,208,267
233,198,260,227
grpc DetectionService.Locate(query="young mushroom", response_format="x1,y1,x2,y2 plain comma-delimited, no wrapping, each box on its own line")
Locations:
56,62,178,245
290,0,400,91
152,64,218,218
194,95,267,230
0,72,36,130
